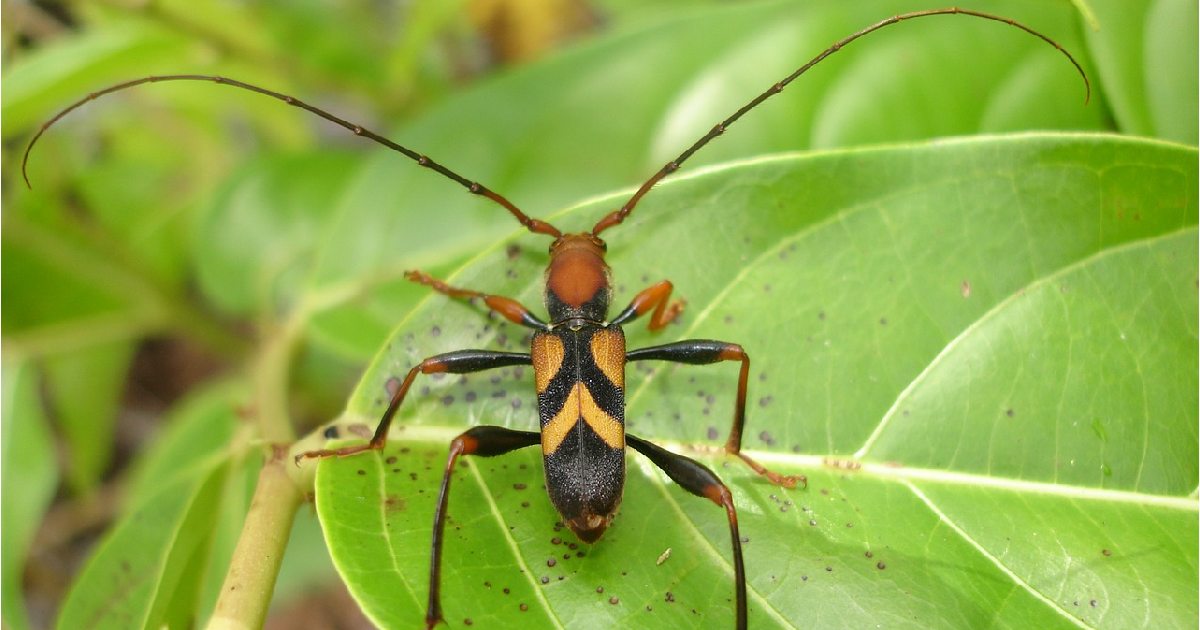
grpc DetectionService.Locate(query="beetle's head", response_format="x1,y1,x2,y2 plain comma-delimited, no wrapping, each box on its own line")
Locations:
544,233,611,324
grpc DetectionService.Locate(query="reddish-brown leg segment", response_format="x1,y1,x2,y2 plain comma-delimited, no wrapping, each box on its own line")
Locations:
610,280,686,330
627,434,746,630
626,341,805,488
406,270,548,330
296,350,530,462
427,426,541,629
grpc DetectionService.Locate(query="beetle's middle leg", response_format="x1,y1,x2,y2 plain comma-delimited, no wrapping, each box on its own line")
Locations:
627,341,806,488
297,349,531,461
406,270,548,330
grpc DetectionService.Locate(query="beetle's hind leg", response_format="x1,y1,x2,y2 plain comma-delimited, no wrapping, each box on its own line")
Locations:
427,426,540,629
627,433,747,630
406,270,548,330
626,341,806,488
296,350,531,462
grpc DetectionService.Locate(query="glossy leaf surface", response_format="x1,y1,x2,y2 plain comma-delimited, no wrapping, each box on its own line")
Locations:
316,135,1198,628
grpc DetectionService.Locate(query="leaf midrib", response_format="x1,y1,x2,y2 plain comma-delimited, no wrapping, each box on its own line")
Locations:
324,425,1199,511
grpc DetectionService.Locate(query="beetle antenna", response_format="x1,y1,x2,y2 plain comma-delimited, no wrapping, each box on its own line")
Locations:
21,74,564,239
590,7,1091,237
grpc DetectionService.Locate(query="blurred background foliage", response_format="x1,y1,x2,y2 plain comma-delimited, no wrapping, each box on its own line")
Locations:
0,0,1195,628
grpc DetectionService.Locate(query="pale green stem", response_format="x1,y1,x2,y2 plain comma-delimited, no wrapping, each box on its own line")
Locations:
208,316,308,627
206,445,302,630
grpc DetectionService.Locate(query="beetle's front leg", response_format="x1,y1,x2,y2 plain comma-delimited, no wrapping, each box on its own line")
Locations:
627,341,806,488
610,279,685,330
406,270,548,330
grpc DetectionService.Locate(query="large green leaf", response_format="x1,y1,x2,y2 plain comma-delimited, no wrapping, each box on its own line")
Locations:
1,359,59,630
314,135,1197,628
1083,0,1198,145
57,384,244,629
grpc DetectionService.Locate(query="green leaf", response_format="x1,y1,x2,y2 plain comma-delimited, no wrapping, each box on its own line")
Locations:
315,135,1196,628
1083,0,1199,144
41,341,135,494
1,358,59,630
0,23,184,134
0,224,164,353
192,151,363,316
58,384,244,629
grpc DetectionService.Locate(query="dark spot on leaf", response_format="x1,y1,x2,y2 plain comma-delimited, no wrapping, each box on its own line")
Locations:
809,519,817,526
609,597,619,605
323,426,340,439
1006,408,1015,417
879,317,887,325
541,576,550,584
547,558,556,567
665,592,675,603
706,426,718,440
519,603,528,612
441,395,454,406
356,470,365,476
431,325,441,337
513,483,527,490
1102,548,1112,557
506,244,521,259
386,456,397,465
596,586,604,593
385,377,402,397
758,396,773,408
865,551,873,558
876,562,886,570
465,391,477,402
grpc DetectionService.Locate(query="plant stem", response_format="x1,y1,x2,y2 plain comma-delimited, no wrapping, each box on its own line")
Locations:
206,444,302,630
208,313,308,628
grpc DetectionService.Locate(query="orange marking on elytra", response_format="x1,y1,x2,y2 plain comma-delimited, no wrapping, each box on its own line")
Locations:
542,382,624,454
590,328,625,389
532,335,565,393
